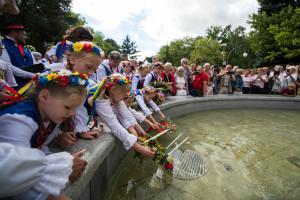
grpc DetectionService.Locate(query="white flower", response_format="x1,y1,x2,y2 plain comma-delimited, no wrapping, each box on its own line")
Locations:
58,69,72,76
79,79,86,85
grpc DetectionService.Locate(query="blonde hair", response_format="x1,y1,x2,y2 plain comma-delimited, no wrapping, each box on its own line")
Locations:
65,41,102,71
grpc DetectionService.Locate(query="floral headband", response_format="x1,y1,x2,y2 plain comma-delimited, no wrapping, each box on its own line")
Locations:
104,76,131,89
142,87,157,94
154,62,164,68
69,42,105,59
138,65,150,70
125,91,137,98
32,69,89,87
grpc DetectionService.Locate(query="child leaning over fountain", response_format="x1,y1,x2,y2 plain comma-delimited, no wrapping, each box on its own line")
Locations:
0,69,88,199
134,86,166,125
87,73,155,157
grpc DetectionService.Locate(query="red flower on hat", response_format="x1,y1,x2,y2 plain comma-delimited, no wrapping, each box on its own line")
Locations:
83,43,93,53
32,74,39,84
113,78,119,84
79,73,87,79
164,163,173,170
58,75,70,86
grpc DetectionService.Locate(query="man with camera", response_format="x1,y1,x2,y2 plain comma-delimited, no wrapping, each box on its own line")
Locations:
190,66,208,97
281,66,297,91
216,65,236,94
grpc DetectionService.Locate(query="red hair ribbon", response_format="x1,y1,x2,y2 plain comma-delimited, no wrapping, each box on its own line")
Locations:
3,25,24,29
1,86,23,104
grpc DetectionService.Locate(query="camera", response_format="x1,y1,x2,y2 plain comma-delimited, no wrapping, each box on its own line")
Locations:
193,71,199,75
287,68,290,73
274,71,280,76
184,61,188,65
147,57,153,63
214,68,220,74
228,71,234,75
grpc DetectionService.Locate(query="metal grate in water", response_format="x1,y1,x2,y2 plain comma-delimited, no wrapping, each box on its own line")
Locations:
163,149,209,180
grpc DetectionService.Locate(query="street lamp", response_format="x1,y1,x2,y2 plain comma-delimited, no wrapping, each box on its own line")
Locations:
222,43,226,65
243,50,248,57
227,46,248,64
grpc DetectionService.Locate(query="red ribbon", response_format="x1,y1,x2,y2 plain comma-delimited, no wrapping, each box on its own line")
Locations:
110,64,119,74
1,86,23,104
3,25,24,29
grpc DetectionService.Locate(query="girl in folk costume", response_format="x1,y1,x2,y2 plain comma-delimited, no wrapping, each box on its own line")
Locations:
123,62,133,80
144,62,164,87
46,41,104,146
47,26,94,63
123,91,160,130
134,86,166,125
87,74,155,157
131,65,149,90
94,51,124,83
0,69,88,199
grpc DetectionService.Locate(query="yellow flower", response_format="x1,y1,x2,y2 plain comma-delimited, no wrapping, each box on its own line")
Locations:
73,42,83,52
46,73,58,81
123,78,128,83
71,72,80,76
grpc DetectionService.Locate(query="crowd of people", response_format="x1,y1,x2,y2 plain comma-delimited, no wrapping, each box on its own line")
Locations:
0,3,299,199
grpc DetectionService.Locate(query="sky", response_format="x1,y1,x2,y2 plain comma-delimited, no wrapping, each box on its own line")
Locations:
71,0,259,61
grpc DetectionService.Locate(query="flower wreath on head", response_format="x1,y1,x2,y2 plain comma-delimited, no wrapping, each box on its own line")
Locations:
32,69,89,87
69,42,105,59
138,65,150,70
142,87,157,94
125,91,137,98
154,62,164,68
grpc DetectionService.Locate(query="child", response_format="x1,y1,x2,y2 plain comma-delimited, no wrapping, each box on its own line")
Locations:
123,62,133,80
131,65,149,90
87,74,155,157
135,86,165,125
46,41,104,146
144,62,164,87
281,83,296,97
123,91,160,130
47,26,94,63
0,69,88,199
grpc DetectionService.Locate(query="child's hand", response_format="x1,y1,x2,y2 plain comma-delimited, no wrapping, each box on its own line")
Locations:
138,128,148,137
56,132,77,148
133,143,155,157
79,131,99,140
69,150,88,182
150,122,160,130
160,113,166,120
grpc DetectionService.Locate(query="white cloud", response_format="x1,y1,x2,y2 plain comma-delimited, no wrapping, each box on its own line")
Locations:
72,0,259,51
131,49,156,61
129,31,139,42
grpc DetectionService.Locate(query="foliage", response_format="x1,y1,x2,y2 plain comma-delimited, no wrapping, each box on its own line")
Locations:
248,5,300,66
120,35,139,60
0,0,86,54
257,0,300,15
158,36,201,66
103,38,120,56
190,37,223,66
206,25,255,68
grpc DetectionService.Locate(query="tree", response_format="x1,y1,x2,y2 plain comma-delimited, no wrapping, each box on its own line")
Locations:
120,35,138,60
158,36,200,66
103,38,120,56
206,25,255,68
0,0,86,53
248,4,300,66
257,0,299,15
190,37,223,66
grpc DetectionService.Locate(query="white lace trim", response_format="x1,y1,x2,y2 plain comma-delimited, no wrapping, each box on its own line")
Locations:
33,152,73,196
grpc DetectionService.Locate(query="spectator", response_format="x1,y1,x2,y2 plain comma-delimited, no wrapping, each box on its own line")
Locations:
190,66,208,97
190,63,197,74
242,69,251,94
93,51,123,83
281,83,296,97
232,69,243,94
174,66,189,96
180,58,192,78
203,63,213,95
217,65,235,94
270,71,282,94
0,21,36,88
171,66,177,75
251,68,267,94
233,65,239,73
211,65,219,94
161,62,175,95
282,66,297,91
